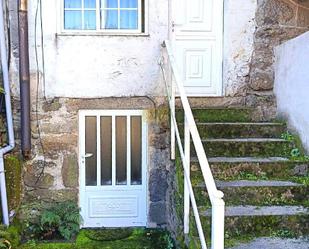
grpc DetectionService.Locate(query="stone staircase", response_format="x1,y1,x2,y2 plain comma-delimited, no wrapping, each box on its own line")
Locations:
176,108,309,248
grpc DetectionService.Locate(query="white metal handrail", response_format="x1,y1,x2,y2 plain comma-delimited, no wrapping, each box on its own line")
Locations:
159,40,225,249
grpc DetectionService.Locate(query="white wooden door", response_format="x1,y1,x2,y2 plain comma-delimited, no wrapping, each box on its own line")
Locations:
171,0,223,96
79,110,147,228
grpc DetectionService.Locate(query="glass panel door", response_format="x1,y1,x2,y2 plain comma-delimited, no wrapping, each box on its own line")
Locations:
80,110,147,227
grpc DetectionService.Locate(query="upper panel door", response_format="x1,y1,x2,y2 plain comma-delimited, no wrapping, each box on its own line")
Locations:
171,0,223,96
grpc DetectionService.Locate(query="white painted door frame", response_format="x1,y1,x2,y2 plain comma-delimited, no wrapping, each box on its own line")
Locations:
171,0,224,96
79,110,148,228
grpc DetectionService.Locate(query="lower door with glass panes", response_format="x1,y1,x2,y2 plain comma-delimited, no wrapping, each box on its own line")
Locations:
79,110,147,227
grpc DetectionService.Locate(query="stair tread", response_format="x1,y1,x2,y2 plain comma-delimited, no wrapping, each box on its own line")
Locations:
202,138,287,142
195,180,302,188
200,205,309,217
177,107,253,110
192,156,290,163
195,122,285,126
216,180,302,188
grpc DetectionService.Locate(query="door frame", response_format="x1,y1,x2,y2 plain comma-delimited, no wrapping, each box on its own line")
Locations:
78,109,148,228
170,0,224,97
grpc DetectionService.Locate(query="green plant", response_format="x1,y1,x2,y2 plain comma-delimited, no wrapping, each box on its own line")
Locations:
281,131,294,141
162,233,174,249
0,225,21,249
24,201,82,241
280,132,309,161
290,148,301,158
272,229,296,238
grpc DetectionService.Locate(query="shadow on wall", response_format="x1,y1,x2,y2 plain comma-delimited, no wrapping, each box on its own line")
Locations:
274,31,309,152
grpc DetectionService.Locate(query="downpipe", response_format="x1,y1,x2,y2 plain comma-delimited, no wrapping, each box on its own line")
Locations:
0,0,16,225
18,0,31,158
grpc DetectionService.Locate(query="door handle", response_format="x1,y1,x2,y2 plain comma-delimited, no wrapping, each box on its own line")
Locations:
81,153,93,164
84,153,93,158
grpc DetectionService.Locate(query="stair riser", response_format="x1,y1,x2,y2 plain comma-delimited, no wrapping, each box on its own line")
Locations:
176,109,254,123
190,124,286,139
192,215,309,238
193,186,309,207
191,161,309,181
192,140,292,157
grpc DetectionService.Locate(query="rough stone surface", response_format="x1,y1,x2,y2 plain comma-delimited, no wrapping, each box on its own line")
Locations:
15,96,172,227
249,0,309,92
149,169,168,202
149,202,167,226
229,237,309,249
62,154,78,188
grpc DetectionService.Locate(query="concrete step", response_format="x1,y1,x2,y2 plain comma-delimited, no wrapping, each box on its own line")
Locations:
176,108,255,123
190,122,286,139
192,205,309,239
193,180,309,207
194,138,292,157
191,157,308,181
227,237,309,249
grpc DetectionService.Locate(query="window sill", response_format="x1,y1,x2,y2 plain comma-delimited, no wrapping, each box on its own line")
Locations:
56,32,150,37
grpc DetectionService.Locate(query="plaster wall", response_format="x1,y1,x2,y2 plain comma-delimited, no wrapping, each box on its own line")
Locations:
9,0,259,99
274,31,309,151
223,0,257,96
24,0,168,98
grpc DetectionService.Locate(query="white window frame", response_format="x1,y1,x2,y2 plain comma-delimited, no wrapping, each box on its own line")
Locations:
59,0,148,35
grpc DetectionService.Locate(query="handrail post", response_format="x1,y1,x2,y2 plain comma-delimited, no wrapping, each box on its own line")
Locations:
170,71,176,160
184,117,190,234
211,198,225,249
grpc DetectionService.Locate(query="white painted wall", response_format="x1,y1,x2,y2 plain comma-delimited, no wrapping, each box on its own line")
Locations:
12,0,258,98
223,0,257,96
274,31,309,152
27,0,168,98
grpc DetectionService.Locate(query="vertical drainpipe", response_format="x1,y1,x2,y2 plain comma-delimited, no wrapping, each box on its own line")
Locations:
18,0,31,158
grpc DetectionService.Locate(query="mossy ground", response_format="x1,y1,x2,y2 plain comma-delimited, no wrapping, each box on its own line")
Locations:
18,229,175,249
4,155,22,211
176,108,254,123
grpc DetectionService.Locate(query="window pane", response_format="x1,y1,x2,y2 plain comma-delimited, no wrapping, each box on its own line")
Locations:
102,0,118,8
84,0,96,8
120,10,138,29
64,0,82,8
64,10,82,29
101,117,112,186
85,116,97,186
102,10,118,29
116,116,127,185
131,116,142,185
84,11,96,30
120,0,138,8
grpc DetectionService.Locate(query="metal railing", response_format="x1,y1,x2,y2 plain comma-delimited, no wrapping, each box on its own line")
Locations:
159,40,225,249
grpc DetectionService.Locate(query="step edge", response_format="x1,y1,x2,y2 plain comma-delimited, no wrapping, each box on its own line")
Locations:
191,157,290,163
201,138,289,142
194,180,303,188
199,205,309,217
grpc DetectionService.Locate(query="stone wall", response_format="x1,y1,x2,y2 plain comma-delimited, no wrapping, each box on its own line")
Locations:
22,96,172,227
242,0,309,120
248,0,309,92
